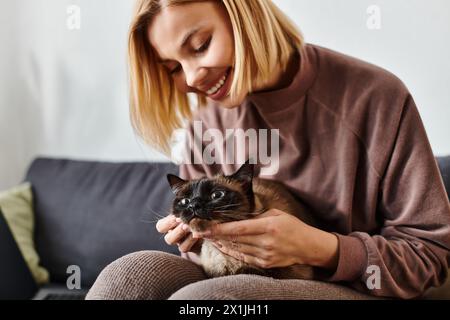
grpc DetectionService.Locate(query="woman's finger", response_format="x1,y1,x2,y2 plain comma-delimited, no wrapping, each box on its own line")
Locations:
204,234,266,247
164,223,188,245
212,242,268,268
178,233,199,253
156,215,178,233
213,240,263,258
197,218,268,238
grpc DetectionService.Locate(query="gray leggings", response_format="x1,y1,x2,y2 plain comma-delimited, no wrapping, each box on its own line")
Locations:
85,251,375,300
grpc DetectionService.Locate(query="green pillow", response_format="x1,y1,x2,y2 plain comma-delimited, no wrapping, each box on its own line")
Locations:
0,182,49,285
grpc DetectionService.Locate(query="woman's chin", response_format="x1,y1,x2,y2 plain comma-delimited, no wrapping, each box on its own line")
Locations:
207,92,247,109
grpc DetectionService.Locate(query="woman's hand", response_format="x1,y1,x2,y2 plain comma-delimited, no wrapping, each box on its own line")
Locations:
156,215,202,254
194,209,339,270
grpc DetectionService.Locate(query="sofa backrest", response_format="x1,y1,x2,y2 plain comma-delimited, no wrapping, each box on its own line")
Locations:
25,158,180,287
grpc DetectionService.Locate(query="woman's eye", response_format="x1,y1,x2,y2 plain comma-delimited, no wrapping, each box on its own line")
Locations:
194,36,212,54
170,64,182,74
211,191,225,200
179,198,190,206
168,36,212,75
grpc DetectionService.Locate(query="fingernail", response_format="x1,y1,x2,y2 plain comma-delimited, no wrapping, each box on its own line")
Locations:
175,218,181,223
182,224,189,231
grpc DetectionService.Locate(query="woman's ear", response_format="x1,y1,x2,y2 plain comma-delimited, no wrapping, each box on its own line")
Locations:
167,174,187,194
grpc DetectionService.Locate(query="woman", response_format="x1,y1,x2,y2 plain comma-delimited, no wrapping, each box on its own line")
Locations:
86,0,450,300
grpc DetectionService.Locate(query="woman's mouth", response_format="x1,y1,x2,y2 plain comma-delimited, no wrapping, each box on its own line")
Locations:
205,67,232,100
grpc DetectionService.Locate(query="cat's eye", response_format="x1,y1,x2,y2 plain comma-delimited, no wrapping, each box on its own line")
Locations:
211,191,225,200
179,198,190,206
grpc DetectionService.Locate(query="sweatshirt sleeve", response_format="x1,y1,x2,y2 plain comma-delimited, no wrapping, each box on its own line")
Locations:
324,95,450,299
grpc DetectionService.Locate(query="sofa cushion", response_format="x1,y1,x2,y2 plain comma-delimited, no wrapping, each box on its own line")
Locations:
25,158,179,287
0,182,49,285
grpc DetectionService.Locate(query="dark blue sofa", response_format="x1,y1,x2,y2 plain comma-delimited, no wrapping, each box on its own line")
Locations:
8,155,450,298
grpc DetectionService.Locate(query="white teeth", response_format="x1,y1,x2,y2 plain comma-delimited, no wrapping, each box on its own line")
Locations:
206,73,228,95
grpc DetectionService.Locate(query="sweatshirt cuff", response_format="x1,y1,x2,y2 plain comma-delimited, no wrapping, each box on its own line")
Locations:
321,233,368,282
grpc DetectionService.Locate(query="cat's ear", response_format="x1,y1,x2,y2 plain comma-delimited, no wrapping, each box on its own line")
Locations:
228,160,255,208
228,159,254,185
167,174,187,194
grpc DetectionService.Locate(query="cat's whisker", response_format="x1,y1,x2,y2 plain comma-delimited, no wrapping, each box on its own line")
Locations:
212,208,266,217
211,207,245,212
139,207,173,227
143,207,170,220
212,204,242,210
152,212,169,220
144,204,168,215
139,218,161,224
214,203,240,207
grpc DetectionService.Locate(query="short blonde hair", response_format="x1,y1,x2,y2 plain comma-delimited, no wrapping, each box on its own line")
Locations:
128,0,304,155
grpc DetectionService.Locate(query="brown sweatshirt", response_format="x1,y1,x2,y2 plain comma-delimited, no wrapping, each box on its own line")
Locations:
178,43,450,299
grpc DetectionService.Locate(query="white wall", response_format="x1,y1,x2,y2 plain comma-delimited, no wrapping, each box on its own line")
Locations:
0,0,449,190
0,0,163,190
275,0,450,155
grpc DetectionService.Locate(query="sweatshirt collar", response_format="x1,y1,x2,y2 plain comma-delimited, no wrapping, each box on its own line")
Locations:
246,44,318,113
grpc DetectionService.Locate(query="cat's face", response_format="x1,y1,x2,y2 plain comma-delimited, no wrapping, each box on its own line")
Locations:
167,161,257,232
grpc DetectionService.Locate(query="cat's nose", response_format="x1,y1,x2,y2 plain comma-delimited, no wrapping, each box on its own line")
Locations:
188,200,202,211
188,199,208,218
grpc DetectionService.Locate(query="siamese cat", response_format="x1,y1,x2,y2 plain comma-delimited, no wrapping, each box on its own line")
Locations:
166,160,316,280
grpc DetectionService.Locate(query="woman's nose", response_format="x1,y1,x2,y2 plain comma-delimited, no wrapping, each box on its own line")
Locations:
184,65,207,88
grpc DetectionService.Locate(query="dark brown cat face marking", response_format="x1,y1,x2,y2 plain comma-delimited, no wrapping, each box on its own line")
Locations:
167,161,257,231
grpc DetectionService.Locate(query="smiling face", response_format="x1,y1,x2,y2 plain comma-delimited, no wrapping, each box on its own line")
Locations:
148,1,247,108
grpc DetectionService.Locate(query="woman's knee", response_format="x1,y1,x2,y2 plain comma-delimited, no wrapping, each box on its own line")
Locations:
169,273,378,300
86,250,203,300
168,274,261,300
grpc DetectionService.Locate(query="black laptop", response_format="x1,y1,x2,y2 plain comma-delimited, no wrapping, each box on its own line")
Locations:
0,207,87,300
